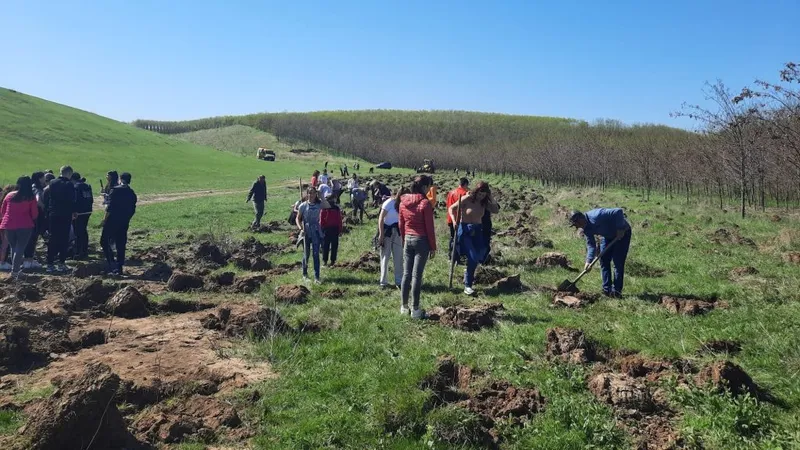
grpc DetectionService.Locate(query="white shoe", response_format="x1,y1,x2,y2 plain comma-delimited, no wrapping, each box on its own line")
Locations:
0,262,11,271
411,309,426,319
400,306,410,315
464,287,475,296
314,278,321,285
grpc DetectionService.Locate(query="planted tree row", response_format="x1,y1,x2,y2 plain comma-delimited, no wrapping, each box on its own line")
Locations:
133,63,800,214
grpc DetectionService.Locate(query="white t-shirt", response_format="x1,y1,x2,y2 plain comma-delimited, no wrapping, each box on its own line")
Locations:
318,183,332,200
347,178,359,190
381,198,399,226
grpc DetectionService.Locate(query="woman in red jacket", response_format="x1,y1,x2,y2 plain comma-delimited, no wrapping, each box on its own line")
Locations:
319,193,343,267
0,177,39,280
398,175,436,318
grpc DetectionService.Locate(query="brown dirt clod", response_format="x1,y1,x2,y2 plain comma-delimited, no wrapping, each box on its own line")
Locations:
490,275,524,293
695,360,758,397
545,327,596,364
71,261,106,279
274,285,311,304
588,372,655,412
232,274,267,294
534,252,571,269
141,262,173,282
211,271,236,286
427,303,504,331
65,279,117,310
338,252,380,271
106,286,150,319
322,288,346,299
659,295,727,316
133,394,241,444
551,292,598,309
474,266,508,285
202,307,292,338
194,241,229,265
167,273,205,292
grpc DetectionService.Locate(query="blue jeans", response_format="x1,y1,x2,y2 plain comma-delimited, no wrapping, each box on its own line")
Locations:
458,223,487,288
302,227,322,279
599,230,632,294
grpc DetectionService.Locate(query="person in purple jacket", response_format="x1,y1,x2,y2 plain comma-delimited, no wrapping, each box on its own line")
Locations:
569,208,632,297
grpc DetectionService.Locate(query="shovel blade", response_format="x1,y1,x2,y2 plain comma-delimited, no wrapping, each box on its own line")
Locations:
557,279,579,293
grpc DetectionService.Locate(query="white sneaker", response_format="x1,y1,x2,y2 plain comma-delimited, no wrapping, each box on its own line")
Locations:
411,309,426,320
314,278,321,285
0,262,11,271
400,306,410,315
464,287,475,296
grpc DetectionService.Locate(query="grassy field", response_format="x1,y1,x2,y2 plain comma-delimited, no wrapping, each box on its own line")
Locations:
175,125,284,158
116,174,800,449
0,88,361,194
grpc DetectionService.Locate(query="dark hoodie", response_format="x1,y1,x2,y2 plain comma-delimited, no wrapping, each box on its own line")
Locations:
399,193,436,251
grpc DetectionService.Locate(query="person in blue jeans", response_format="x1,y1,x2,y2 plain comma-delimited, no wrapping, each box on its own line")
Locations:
569,208,632,297
296,187,323,284
448,181,499,295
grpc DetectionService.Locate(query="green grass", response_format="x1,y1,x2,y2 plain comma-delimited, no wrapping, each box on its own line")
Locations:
175,124,286,158
0,410,22,436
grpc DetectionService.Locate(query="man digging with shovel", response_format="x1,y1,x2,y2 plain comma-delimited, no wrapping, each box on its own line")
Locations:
566,208,632,297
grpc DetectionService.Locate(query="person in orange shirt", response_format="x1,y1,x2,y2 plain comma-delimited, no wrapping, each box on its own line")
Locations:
426,184,438,207
445,177,469,258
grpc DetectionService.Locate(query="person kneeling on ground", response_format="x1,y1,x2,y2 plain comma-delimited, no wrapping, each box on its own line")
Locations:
320,193,343,267
449,181,499,295
296,187,323,284
398,175,436,318
378,190,404,288
246,175,268,229
569,208,632,297
101,172,137,276
0,176,39,280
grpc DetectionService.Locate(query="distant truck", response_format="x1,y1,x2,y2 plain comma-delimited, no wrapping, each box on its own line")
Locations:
257,148,275,161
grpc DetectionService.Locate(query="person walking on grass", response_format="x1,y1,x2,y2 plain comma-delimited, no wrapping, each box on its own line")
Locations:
72,173,93,260
296,186,323,284
246,175,268,229
101,172,137,276
0,177,38,280
399,175,436,318
445,177,469,258
320,193,343,267
43,166,77,273
23,172,47,270
378,189,404,289
569,208,632,297
449,181,499,295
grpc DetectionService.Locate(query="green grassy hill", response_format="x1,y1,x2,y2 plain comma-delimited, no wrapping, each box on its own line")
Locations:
0,88,320,194
174,124,280,157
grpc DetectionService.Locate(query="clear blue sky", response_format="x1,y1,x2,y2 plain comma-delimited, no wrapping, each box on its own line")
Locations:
2,0,797,128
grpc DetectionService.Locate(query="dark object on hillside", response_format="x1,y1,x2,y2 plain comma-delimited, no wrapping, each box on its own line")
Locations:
167,273,205,292
416,159,435,174
290,148,316,154
375,162,392,169
256,147,275,161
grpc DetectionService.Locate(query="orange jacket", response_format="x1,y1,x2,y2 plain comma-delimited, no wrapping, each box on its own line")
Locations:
426,186,438,206
445,186,469,224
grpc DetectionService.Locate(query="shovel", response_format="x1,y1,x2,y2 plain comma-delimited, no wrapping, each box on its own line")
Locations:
557,237,620,292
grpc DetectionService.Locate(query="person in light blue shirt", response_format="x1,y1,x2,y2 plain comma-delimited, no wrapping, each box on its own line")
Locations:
569,208,632,297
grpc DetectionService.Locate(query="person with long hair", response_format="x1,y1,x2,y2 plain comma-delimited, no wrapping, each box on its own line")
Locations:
311,170,321,188
319,192,343,267
0,177,39,279
296,186,323,283
0,184,16,270
23,172,47,269
398,175,436,318
378,188,405,288
448,181,499,295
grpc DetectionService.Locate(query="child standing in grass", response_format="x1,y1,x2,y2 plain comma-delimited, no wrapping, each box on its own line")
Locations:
297,187,323,284
320,193,343,267
398,175,436,318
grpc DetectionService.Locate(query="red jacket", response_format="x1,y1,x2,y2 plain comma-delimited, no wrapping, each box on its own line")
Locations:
0,193,39,230
399,194,436,251
446,187,469,224
319,206,343,235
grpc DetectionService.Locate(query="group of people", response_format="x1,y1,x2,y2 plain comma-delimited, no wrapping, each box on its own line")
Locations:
0,166,137,280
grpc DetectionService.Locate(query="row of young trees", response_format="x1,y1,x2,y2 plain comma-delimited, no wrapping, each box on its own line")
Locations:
133,63,800,215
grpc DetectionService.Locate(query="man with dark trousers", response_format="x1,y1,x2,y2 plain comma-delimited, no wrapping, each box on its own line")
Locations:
246,175,268,229
101,172,137,275
71,173,93,259
569,208,632,297
44,166,77,273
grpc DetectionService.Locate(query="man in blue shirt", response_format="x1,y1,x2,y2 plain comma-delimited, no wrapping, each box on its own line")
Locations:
569,208,632,297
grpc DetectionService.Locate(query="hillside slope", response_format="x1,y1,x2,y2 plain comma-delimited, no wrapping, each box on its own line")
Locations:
0,88,298,194
175,125,298,159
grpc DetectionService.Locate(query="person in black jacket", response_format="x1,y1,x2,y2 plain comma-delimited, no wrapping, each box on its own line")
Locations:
246,175,268,229
71,173,93,260
101,172,137,275
43,166,77,273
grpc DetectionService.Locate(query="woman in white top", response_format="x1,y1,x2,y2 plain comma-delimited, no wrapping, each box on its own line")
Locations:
377,188,404,288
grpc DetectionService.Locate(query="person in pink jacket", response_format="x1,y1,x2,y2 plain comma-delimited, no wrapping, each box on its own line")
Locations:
0,176,39,279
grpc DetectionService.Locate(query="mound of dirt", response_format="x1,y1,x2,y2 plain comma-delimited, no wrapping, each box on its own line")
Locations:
65,279,118,310
534,252,570,269
202,307,292,338
19,363,144,450
490,275,524,293
697,340,742,355
660,295,728,315
474,266,508,285
729,266,758,279
427,303,504,331
551,292,598,309
517,234,554,249
167,273,205,292
338,252,380,271
142,262,173,282
695,361,758,397
266,262,303,276
545,327,596,364
0,305,71,369
194,241,229,265
710,228,756,247
10,284,41,302
232,274,266,294
133,394,241,444
322,288,346,299
210,271,235,286
105,286,150,319
588,372,655,413
783,252,800,265
72,261,106,279
76,329,106,349
626,261,667,278
274,285,310,304
618,355,678,382
154,298,214,314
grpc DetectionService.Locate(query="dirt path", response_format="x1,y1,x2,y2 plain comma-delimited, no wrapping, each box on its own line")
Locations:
92,180,301,208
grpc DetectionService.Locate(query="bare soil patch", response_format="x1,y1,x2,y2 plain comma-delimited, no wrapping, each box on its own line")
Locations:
427,303,504,331
710,228,756,247
551,292,599,309
474,267,508,285
338,252,380,271
534,252,571,269
274,285,310,304
488,275,524,294
545,327,597,364
659,294,729,315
